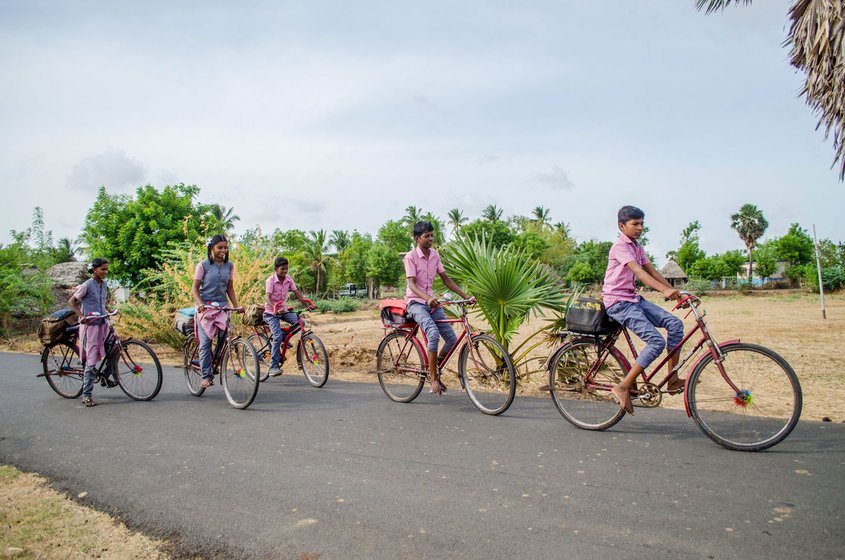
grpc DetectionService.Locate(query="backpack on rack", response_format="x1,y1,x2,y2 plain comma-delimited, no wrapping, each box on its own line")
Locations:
173,308,196,336
379,299,413,328
37,308,78,346
242,304,265,326
566,296,616,335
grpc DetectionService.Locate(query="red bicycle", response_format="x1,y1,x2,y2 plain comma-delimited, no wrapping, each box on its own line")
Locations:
247,301,329,387
375,297,517,416
547,291,802,451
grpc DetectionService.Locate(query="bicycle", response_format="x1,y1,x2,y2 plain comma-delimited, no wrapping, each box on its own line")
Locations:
375,297,517,416
40,310,163,402
547,291,802,451
182,304,260,409
247,300,329,387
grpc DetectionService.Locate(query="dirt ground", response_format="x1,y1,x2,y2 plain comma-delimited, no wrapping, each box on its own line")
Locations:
5,291,843,421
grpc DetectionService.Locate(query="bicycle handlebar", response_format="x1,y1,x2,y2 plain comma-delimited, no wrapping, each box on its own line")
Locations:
438,297,476,306
80,310,119,324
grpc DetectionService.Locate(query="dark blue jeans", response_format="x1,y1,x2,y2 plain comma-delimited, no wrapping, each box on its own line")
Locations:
606,297,684,369
263,311,298,368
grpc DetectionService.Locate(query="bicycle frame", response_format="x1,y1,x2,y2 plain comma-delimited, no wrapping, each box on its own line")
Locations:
251,311,310,365
192,306,239,373
576,294,742,417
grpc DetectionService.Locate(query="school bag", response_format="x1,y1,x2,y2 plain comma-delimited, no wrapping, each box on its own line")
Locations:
566,296,616,335
38,308,78,346
173,308,195,336
379,299,413,328
242,304,265,326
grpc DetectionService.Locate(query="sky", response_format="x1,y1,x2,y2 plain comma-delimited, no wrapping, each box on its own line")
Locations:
1,0,843,265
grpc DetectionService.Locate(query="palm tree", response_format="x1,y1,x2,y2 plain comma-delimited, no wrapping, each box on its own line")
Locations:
306,229,330,293
207,204,240,232
403,205,422,228
730,204,769,281
330,230,351,253
698,0,845,180
421,212,445,246
443,235,567,351
447,208,466,238
553,221,572,238
482,204,503,223
532,206,551,228
52,237,78,263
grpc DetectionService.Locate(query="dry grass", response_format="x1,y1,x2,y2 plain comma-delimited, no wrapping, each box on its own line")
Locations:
0,465,171,559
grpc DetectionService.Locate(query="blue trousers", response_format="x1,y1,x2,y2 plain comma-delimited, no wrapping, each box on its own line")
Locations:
407,302,458,353
198,325,227,381
606,297,684,369
262,311,298,368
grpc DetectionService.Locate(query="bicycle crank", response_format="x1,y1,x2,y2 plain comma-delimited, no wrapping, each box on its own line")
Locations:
631,382,662,408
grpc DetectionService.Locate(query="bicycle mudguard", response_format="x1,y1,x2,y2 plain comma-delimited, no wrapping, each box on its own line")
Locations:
682,339,740,416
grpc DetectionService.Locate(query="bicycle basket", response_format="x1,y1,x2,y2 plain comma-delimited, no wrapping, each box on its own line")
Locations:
173,308,195,336
242,303,265,326
379,299,413,328
566,296,615,335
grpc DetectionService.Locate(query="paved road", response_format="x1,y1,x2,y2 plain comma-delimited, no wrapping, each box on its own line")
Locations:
1,352,843,559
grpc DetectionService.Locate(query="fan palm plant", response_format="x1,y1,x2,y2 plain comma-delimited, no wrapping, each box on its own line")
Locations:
443,235,567,351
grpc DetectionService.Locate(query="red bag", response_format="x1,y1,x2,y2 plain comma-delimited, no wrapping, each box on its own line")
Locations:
379,299,414,328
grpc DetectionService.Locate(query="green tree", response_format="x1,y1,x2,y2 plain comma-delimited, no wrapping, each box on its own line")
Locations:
377,220,412,254
305,229,330,294
531,206,551,229
206,204,240,233
366,243,404,297
676,221,706,273
775,223,814,266
730,204,768,281
460,219,515,248
338,231,373,286
698,1,845,180
330,230,351,253
566,261,595,284
482,204,503,223
447,208,467,238
83,184,218,284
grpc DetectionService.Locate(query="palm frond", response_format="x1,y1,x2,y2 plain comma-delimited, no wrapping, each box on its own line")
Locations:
695,0,752,15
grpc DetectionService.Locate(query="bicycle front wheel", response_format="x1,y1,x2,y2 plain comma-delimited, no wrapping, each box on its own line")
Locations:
376,331,425,403
548,339,626,430
458,334,516,416
298,334,329,387
221,338,260,409
247,333,271,382
687,343,802,451
183,335,205,396
112,340,163,401
42,341,84,399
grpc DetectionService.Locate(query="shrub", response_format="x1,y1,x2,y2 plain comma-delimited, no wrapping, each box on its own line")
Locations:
313,298,360,314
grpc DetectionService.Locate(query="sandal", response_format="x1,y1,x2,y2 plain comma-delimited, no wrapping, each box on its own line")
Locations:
82,397,96,407
201,378,214,388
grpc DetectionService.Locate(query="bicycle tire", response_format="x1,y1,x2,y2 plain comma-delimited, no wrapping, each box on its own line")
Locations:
221,337,260,409
247,333,271,382
458,333,517,415
376,330,425,403
548,338,626,430
42,341,84,399
183,335,205,396
298,333,329,387
112,340,163,401
687,343,802,451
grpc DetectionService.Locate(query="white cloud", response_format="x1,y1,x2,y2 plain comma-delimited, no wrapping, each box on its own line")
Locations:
66,150,147,192
531,165,574,190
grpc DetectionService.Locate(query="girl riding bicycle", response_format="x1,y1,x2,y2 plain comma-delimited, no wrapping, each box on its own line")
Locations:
192,235,243,389
69,257,114,407
263,256,313,377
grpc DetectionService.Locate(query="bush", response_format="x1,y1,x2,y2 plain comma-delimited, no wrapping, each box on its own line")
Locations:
313,298,360,314
804,265,845,292
682,278,714,295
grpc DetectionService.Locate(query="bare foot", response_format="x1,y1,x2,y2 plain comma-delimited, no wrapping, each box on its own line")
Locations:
429,379,443,395
611,384,634,415
666,373,685,394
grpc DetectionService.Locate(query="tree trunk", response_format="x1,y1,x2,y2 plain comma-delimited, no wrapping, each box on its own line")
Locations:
747,247,754,282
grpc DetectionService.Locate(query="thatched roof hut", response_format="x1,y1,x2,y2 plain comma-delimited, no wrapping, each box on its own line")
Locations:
660,259,688,287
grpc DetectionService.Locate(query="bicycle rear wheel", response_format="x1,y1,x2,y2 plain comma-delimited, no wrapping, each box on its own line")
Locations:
687,343,802,451
222,337,260,409
376,331,425,403
42,341,84,398
458,334,516,416
183,335,205,396
112,340,163,401
298,333,329,387
247,333,271,382
548,338,626,430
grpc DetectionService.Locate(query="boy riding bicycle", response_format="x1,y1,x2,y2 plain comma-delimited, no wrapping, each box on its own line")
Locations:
264,256,313,377
603,206,686,414
404,221,474,396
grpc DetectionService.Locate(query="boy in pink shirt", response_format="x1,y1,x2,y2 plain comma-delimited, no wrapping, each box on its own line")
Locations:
404,221,474,395
602,206,685,414
263,256,313,376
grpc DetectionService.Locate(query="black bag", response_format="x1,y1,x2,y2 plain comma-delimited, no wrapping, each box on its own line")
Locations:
566,296,615,335
37,308,78,345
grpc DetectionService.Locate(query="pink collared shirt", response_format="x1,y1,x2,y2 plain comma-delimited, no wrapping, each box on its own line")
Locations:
602,233,650,308
404,246,444,305
265,272,297,314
